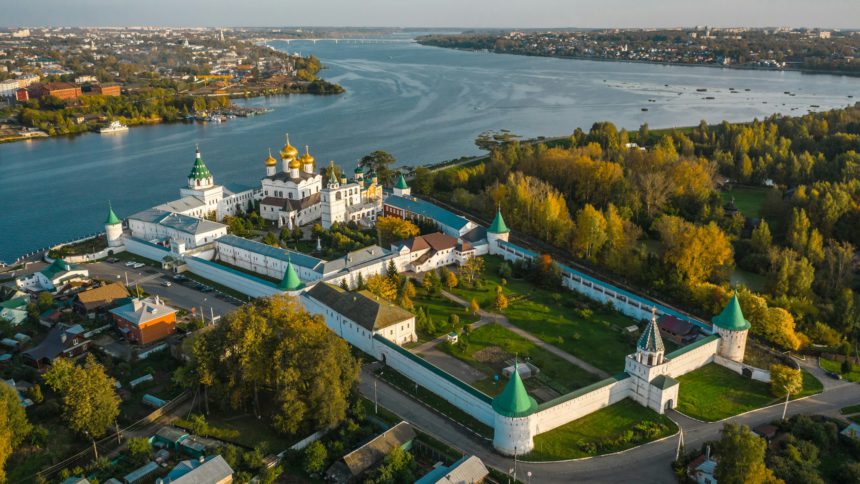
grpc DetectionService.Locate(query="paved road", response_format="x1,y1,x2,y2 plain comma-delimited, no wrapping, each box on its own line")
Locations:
86,260,240,320
359,358,860,483
440,289,611,379
5,259,240,321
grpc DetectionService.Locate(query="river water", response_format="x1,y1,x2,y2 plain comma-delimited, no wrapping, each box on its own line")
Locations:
1,34,858,262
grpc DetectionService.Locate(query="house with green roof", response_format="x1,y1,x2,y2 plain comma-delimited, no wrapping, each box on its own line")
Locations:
16,258,89,293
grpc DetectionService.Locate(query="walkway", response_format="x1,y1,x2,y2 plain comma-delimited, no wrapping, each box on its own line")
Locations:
359,361,860,484
440,289,611,379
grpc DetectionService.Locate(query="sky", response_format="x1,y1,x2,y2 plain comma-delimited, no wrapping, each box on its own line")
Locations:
1,0,859,29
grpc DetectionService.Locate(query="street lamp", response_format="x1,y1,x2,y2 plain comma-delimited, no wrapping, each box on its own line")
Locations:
84,430,98,460
200,298,207,326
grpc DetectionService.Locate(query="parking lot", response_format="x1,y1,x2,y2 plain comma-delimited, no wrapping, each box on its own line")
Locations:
85,259,244,322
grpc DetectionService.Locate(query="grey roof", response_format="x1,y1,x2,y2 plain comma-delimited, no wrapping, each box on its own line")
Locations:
436,455,489,484
320,245,391,276
260,192,321,212
163,455,233,484
265,170,318,183
129,208,226,236
109,297,177,327
216,234,325,273
650,374,679,390
384,195,470,231
306,283,414,332
154,196,205,213
124,461,160,483
461,225,487,243
22,324,88,363
334,422,416,478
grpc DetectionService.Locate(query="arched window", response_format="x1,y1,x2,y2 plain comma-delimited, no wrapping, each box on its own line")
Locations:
336,192,342,201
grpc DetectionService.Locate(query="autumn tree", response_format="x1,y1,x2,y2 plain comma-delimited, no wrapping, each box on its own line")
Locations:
376,216,420,247
770,364,803,398
366,274,398,301
192,295,359,435
469,298,480,315
0,382,31,481
571,204,607,260
652,215,734,285
767,248,814,298
44,355,120,439
601,204,642,272
495,288,509,311
459,256,485,288
750,220,773,254
444,271,459,290
714,423,782,484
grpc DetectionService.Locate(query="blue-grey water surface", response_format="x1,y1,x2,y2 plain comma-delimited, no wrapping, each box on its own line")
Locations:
1,34,858,262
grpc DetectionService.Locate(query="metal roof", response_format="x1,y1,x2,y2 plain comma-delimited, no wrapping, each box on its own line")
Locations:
384,195,470,231
128,208,226,236
216,234,325,273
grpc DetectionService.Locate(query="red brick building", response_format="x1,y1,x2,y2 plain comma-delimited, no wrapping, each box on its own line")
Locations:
110,296,177,345
88,83,121,96
29,82,81,101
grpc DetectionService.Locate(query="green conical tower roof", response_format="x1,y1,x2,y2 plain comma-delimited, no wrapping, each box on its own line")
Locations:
105,202,121,225
492,362,537,418
637,308,665,353
278,259,304,291
488,207,509,234
394,173,409,190
712,293,751,331
188,146,212,181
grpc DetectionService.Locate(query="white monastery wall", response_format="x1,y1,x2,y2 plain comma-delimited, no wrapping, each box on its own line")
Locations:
713,354,771,383
665,337,721,378
184,256,282,299
531,377,632,435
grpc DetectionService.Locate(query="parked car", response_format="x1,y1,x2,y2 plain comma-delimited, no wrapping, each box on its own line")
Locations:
172,274,187,281
132,263,145,269
161,281,172,287
106,257,119,263
826,371,843,380
125,261,136,267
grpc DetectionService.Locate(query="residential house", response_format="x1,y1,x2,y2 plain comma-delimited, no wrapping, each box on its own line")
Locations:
157,455,233,484
110,296,177,345
16,258,89,292
325,422,416,483
22,324,90,368
0,297,29,325
74,283,130,316
415,455,490,484
687,447,718,484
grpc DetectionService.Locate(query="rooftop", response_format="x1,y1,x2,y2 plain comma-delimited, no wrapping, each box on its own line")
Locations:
109,296,177,326
385,195,470,231
492,362,537,418
128,208,226,236
712,294,751,331
306,283,413,332
339,422,416,477
216,234,324,273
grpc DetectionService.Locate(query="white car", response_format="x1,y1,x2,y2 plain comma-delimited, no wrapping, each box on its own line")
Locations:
132,263,145,269
125,261,136,267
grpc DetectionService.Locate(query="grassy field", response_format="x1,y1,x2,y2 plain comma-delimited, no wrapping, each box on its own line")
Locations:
451,256,637,373
720,185,772,218
821,357,860,382
442,323,602,398
526,399,677,461
677,364,822,421
411,287,479,341
841,404,860,415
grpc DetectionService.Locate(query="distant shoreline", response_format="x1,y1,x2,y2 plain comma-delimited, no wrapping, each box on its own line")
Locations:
416,42,860,79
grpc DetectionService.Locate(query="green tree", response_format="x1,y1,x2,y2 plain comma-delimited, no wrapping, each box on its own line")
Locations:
36,292,54,311
0,382,31,482
714,423,780,484
770,364,803,398
571,204,608,260
43,355,120,438
459,256,485,288
303,440,328,474
360,150,397,185
127,437,152,464
751,220,773,254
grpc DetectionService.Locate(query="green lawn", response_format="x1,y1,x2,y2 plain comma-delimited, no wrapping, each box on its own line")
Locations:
442,323,602,397
841,404,860,416
526,399,678,461
451,256,636,373
677,364,822,421
201,412,297,451
821,358,860,382
721,186,772,218
412,288,479,341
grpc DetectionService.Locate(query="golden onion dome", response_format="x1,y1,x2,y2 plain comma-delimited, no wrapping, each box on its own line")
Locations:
289,157,302,170
265,148,278,167
280,134,299,160
301,145,315,165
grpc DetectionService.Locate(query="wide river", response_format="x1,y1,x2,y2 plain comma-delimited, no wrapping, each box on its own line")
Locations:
1,34,858,263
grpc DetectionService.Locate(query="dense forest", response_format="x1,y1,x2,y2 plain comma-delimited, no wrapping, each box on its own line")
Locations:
410,104,860,353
